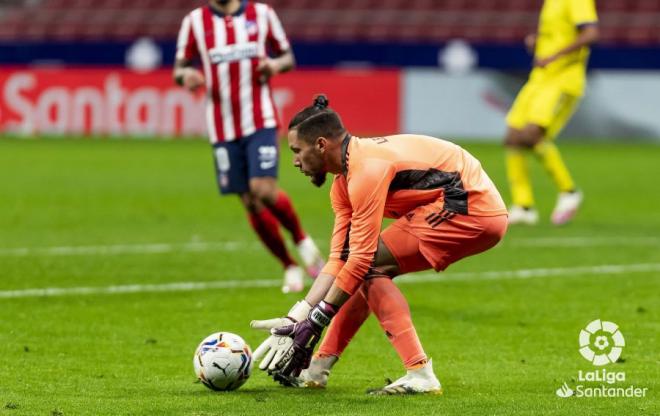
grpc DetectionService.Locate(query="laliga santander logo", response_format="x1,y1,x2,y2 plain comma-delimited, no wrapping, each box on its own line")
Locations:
579,319,625,366
556,319,647,399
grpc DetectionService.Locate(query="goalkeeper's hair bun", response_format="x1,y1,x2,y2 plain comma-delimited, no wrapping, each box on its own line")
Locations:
288,94,344,139
313,94,329,110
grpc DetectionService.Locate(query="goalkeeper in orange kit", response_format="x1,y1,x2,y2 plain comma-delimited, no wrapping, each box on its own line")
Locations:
250,95,508,394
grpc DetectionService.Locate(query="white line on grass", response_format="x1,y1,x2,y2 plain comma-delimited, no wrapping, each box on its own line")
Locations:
1,263,658,299
0,236,658,257
0,241,259,257
508,236,660,247
402,263,660,284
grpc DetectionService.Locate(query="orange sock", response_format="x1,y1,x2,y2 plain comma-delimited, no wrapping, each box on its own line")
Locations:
364,277,427,369
317,285,370,358
316,278,428,369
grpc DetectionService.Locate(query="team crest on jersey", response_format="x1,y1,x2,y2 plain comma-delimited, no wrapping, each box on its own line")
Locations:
245,20,258,36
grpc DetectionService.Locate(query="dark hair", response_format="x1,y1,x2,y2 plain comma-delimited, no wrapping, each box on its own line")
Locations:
288,94,345,143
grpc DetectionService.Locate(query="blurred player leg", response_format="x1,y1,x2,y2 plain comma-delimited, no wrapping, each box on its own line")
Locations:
247,128,325,279
512,124,548,225
266,190,306,243
505,143,538,224
241,185,304,293
266,190,325,278
534,141,575,192
532,94,583,225
505,84,539,225
242,193,303,292
214,140,302,292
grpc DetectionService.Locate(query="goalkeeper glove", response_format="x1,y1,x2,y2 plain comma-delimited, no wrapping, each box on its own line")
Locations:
273,301,338,377
251,300,312,371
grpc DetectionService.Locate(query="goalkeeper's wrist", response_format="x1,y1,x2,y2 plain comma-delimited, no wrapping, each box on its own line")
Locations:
308,301,338,329
287,300,313,322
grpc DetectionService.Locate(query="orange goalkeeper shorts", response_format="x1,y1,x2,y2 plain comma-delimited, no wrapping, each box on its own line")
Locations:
381,202,508,274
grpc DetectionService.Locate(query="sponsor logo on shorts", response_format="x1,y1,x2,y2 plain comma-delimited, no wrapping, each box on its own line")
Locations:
215,147,230,173
258,146,277,170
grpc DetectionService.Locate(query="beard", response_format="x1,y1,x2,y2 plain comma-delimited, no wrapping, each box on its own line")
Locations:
311,172,327,187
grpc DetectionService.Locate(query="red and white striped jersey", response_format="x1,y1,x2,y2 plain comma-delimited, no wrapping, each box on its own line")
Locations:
176,2,290,143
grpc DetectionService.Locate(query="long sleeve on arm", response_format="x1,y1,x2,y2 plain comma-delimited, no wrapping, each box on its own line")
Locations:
320,176,352,277
335,159,396,295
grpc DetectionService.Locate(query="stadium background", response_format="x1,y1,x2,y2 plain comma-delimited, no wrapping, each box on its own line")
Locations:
2,0,660,139
1,1,659,415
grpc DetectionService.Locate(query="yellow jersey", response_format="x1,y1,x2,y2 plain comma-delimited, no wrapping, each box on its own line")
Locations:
531,0,598,96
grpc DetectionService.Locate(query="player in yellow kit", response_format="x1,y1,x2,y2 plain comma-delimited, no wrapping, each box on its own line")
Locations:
505,0,599,225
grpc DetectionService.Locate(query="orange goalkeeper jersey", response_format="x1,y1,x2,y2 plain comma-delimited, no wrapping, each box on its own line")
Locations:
322,134,507,295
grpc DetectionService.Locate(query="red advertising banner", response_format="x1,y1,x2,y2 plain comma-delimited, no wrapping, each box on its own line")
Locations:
0,68,400,138
273,69,400,136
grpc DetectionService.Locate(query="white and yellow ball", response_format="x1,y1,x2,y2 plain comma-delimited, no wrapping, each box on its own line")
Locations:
193,332,252,391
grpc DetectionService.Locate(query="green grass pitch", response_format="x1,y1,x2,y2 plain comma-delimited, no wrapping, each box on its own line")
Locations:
0,138,658,415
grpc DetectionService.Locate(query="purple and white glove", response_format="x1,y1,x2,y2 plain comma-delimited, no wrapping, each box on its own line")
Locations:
251,300,312,371
272,301,338,378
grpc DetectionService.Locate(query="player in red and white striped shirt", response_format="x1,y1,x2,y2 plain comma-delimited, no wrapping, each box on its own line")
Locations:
174,0,324,293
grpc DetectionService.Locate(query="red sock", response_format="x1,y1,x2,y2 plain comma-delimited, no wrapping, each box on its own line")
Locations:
247,208,295,269
266,191,306,244
317,285,371,357
365,277,427,369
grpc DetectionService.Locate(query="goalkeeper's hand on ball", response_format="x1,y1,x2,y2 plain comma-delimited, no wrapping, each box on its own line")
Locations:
272,301,337,378
250,300,312,371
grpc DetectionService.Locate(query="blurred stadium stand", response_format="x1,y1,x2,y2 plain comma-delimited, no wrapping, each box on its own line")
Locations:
2,0,660,138
0,0,659,67
1,0,660,44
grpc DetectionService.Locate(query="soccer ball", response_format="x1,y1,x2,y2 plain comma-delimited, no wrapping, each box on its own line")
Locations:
193,332,253,391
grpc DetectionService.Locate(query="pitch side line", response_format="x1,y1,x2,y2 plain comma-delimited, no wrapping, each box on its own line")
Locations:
0,241,259,257
508,236,660,247
402,263,660,284
0,236,658,257
1,263,658,299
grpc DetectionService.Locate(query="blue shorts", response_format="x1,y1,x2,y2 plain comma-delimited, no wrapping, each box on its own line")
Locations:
212,128,279,195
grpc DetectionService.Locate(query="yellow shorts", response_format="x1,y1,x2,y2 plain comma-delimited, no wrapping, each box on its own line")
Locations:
506,80,580,140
